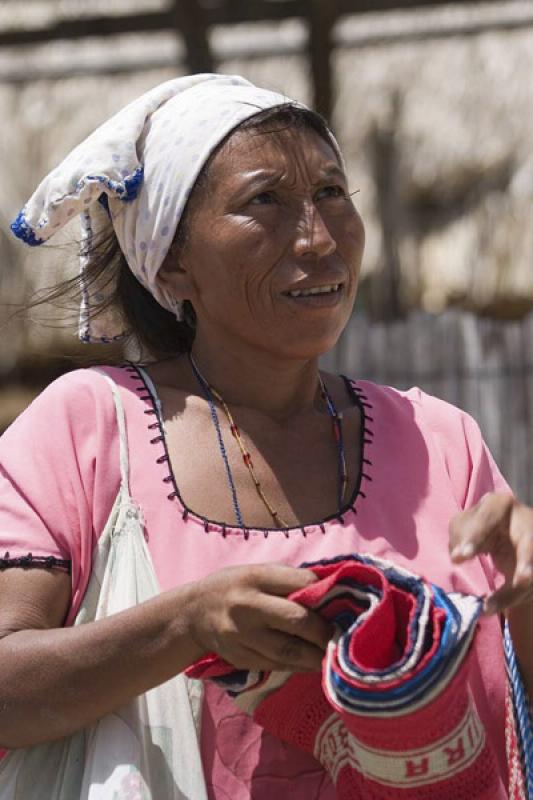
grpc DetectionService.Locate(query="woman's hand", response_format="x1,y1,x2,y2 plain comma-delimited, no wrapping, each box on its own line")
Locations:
184,563,333,672
449,492,533,614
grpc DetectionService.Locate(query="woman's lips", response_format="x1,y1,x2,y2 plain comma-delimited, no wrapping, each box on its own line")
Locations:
282,284,344,308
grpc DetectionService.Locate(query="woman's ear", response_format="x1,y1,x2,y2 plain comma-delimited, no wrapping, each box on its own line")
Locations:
157,243,196,302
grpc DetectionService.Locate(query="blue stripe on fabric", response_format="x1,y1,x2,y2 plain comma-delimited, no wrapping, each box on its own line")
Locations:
328,588,481,713
216,552,482,722
336,576,428,678
302,553,431,678
504,621,533,797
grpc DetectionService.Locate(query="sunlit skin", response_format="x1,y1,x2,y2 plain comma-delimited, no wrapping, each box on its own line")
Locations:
150,125,366,531
157,125,365,416
1,119,532,755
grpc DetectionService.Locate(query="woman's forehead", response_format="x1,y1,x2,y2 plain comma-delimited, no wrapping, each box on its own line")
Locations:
209,125,343,183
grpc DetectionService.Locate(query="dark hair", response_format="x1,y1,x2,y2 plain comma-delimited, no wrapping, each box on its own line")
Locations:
27,103,336,360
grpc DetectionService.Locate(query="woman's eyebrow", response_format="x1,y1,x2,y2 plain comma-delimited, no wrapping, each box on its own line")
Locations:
230,163,347,197
318,164,347,183
237,169,284,187
226,170,285,200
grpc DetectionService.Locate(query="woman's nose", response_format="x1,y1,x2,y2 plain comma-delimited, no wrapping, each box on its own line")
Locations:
293,203,337,259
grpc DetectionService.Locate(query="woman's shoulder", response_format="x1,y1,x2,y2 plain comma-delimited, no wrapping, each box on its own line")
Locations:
346,378,486,457
350,378,476,426
1,364,143,450
37,363,135,400
17,364,138,411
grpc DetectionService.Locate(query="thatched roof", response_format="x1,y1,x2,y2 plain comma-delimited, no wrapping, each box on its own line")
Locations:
1,0,532,371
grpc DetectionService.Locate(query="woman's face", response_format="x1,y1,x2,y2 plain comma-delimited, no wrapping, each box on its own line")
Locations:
162,124,365,360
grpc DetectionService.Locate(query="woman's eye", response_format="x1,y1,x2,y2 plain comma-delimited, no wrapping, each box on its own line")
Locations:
316,185,346,200
249,191,276,205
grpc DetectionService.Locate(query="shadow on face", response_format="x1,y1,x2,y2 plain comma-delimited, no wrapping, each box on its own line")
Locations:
159,118,366,363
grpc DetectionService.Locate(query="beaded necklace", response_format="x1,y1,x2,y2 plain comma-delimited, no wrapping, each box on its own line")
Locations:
189,353,348,528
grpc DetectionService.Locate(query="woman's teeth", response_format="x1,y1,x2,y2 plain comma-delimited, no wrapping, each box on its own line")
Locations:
288,283,341,298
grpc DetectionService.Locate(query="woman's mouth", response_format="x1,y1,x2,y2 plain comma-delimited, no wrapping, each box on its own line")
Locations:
282,283,344,308
286,283,341,298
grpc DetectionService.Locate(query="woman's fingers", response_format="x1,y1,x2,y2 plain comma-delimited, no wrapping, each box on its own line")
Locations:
511,506,533,583
250,564,319,596
449,493,514,562
258,594,334,650
484,504,533,613
449,493,533,614
484,580,533,615
244,628,326,672
188,563,334,672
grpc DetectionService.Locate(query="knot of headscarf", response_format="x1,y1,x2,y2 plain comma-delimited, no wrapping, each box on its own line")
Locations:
10,74,318,342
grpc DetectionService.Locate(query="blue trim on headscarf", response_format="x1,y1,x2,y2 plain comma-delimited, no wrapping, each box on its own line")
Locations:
121,165,144,201
83,166,144,202
10,166,144,249
10,209,45,247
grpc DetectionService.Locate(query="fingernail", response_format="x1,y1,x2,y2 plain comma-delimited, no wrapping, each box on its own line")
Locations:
452,542,475,560
518,565,533,581
483,597,497,615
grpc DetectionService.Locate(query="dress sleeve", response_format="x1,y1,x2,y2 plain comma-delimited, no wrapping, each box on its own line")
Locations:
0,369,121,620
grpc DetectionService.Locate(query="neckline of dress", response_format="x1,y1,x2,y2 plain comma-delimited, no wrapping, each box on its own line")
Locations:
125,363,375,538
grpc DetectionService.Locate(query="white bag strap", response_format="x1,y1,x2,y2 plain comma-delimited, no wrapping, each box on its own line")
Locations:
93,369,130,493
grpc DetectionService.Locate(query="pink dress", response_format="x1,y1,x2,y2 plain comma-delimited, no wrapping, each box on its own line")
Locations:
0,365,510,798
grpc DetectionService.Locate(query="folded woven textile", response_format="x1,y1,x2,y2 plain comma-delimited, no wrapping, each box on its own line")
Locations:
187,553,503,799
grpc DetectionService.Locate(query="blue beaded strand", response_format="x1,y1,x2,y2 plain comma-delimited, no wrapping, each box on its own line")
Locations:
320,380,348,510
190,354,348,528
189,355,244,527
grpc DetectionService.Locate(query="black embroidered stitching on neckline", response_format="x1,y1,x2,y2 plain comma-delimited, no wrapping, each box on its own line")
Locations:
128,367,373,538
128,365,182,507
0,552,71,573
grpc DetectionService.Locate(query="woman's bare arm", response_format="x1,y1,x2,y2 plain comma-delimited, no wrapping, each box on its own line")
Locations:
0,563,330,749
0,567,205,748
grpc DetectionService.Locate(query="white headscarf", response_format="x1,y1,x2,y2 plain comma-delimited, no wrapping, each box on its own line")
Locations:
11,74,339,342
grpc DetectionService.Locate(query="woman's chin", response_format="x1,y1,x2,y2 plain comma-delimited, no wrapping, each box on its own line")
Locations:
269,327,347,362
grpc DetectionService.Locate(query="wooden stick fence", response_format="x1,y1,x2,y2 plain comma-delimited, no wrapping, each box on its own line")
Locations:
321,310,533,503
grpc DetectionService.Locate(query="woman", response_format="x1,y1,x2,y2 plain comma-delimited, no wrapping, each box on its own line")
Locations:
1,74,532,799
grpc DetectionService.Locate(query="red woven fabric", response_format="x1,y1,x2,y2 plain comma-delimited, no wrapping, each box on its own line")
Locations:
187,555,500,798
253,656,497,798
